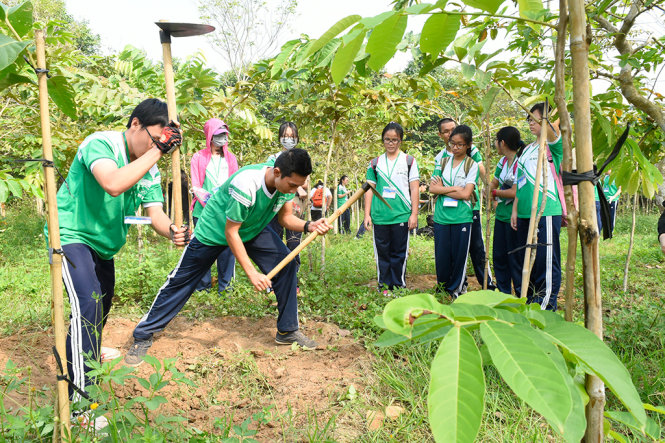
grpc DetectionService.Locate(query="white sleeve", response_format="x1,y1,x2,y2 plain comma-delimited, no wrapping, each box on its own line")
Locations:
408,158,420,182
466,163,479,186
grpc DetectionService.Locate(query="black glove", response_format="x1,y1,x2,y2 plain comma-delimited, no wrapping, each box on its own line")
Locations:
155,121,182,154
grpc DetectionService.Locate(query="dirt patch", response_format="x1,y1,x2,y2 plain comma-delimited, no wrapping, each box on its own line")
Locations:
0,316,370,439
363,273,483,293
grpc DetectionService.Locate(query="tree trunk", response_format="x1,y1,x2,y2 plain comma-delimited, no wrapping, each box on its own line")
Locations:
483,112,492,290
569,0,606,439
622,190,639,294
36,196,45,216
320,118,339,275
0,202,5,218
554,0,579,322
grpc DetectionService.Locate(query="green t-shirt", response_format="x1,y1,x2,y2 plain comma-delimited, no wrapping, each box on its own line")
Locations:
194,164,295,246
515,135,563,218
493,156,518,223
435,146,483,211
603,176,620,202
46,131,164,260
432,157,479,225
337,184,348,207
366,152,420,225
192,155,230,218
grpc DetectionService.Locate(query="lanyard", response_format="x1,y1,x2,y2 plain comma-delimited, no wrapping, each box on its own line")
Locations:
384,153,400,180
448,158,464,186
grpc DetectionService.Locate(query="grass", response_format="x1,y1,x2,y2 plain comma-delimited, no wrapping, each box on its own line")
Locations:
1,199,664,440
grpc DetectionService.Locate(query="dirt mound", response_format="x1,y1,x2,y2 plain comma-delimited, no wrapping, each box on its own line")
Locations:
0,316,370,439
363,273,483,292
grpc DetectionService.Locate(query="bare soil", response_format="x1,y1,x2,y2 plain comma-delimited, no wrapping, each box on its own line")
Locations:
0,316,371,440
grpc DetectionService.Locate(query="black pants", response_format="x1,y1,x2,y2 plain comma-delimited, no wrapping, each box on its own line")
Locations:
339,209,351,234
372,223,410,290
469,210,496,289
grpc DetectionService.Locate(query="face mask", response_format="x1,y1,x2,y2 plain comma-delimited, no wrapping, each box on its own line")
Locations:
212,133,228,147
280,137,297,150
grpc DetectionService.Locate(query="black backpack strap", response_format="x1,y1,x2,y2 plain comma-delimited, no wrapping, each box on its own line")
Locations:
406,154,414,176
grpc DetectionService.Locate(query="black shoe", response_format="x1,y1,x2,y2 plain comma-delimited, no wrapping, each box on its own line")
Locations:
275,330,318,349
124,338,153,366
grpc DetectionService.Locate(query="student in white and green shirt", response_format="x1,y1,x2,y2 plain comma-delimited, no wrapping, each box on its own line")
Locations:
337,175,351,233
595,172,620,235
510,103,562,311
489,126,524,296
47,98,187,413
430,125,479,298
128,149,332,363
434,118,495,291
364,122,420,294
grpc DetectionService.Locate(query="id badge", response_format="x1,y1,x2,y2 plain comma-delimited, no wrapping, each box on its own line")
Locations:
517,175,526,189
443,197,458,207
382,187,397,199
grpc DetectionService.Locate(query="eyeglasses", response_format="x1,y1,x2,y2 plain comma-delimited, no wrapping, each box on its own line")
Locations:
383,138,401,145
143,126,160,146
449,142,468,148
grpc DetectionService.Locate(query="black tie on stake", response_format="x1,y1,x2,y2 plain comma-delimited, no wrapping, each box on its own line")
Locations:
561,125,630,240
52,346,90,401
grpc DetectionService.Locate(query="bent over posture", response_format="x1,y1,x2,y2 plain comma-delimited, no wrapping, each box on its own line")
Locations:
47,98,187,419
126,149,331,364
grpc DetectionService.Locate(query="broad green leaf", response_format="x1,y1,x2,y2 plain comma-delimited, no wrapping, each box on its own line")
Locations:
406,3,436,13
455,290,521,307
605,411,661,440
8,1,33,37
480,86,500,114
518,0,544,23
330,29,366,84
7,180,21,198
306,15,362,58
644,403,665,415
0,35,30,72
271,39,298,78
544,322,647,428
382,293,450,337
461,0,503,14
376,315,453,347
0,3,7,21
48,75,77,120
0,181,9,203
449,303,497,322
474,68,491,89
314,39,341,68
366,13,408,71
480,321,573,437
461,63,476,79
0,64,33,90
429,327,485,443
144,395,167,411
420,13,461,57
359,11,395,28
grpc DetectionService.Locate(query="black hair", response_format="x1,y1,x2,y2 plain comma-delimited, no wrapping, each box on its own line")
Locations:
496,126,525,153
274,148,312,177
279,121,298,139
528,102,552,120
382,122,404,141
126,98,169,129
338,175,348,185
314,180,323,187
450,125,473,157
437,117,457,132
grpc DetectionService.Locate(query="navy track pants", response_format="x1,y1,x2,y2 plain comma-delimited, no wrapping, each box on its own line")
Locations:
372,223,410,290
434,222,472,298
192,217,235,294
492,219,521,295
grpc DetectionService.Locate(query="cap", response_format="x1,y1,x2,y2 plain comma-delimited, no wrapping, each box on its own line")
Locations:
213,126,229,135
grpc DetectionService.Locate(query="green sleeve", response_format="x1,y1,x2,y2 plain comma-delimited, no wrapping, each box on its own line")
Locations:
226,197,250,223
548,136,563,170
337,185,344,197
494,163,503,180
80,138,117,170
432,164,442,178
470,146,483,163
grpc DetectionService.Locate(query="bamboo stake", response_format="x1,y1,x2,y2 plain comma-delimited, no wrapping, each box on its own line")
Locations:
159,25,183,245
35,29,71,439
320,118,339,274
520,105,549,295
554,0,579,322
568,0,605,438
483,112,492,290
622,189,639,294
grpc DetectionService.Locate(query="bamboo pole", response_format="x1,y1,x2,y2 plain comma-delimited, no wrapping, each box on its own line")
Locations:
35,29,71,439
159,25,183,244
554,0,579,322
520,106,549,294
568,0,605,438
267,183,378,279
320,118,339,274
622,189,639,294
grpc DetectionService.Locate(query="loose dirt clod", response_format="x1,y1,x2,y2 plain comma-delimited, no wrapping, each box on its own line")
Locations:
366,410,385,431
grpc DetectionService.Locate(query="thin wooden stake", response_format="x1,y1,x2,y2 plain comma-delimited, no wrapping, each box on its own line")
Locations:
35,29,71,439
568,0,605,438
520,104,550,295
622,189,639,294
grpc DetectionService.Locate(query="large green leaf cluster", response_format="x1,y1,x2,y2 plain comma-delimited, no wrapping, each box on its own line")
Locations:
376,292,652,442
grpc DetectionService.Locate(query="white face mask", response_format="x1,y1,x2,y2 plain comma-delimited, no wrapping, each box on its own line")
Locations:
280,137,297,150
212,133,228,147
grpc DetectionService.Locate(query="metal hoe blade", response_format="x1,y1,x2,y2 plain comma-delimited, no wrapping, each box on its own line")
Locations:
155,22,215,38
363,182,392,210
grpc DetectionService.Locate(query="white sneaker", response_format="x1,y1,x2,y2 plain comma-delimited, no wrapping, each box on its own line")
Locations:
100,346,122,362
72,412,108,434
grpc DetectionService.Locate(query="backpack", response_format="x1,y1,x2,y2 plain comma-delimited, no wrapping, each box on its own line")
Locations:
311,187,324,208
440,156,477,206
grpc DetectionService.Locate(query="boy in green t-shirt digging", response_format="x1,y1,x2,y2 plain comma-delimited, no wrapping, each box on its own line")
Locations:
127,149,332,364
49,98,188,427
